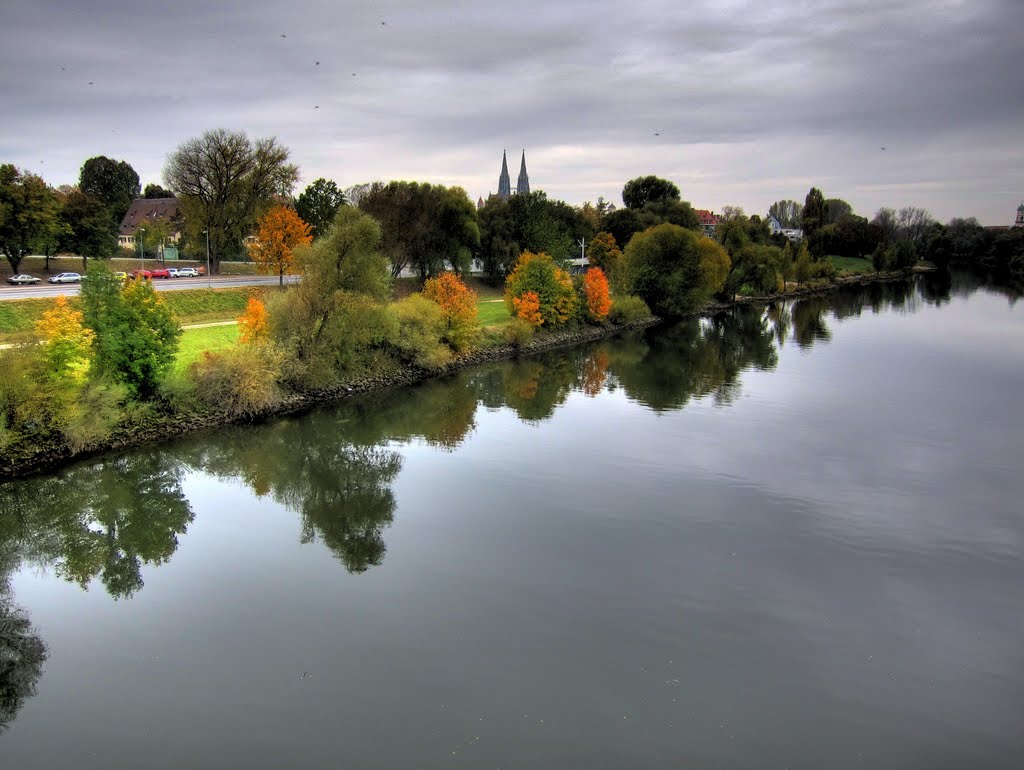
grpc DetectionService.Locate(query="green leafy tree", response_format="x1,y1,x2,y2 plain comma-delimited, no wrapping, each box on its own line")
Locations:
359,181,479,278
586,231,622,274
620,223,731,316
163,129,299,271
269,207,392,381
504,251,578,328
0,165,61,273
603,207,646,251
80,266,181,399
79,156,140,225
801,187,828,239
768,199,801,228
58,190,117,267
824,198,853,224
142,183,173,199
295,178,347,238
622,175,680,210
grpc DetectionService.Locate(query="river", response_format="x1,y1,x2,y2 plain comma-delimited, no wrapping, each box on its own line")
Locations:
1,273,1022,768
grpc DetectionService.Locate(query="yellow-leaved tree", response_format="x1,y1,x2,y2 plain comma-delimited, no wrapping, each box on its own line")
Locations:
422,271,478,351
35,295,94,380
247,205,313,285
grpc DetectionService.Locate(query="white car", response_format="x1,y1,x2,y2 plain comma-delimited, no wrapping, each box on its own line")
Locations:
47,272,82,284
6,274,41,285
174,266,201,278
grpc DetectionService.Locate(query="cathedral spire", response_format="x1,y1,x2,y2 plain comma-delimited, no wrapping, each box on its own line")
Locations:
517,150,530,195
498,150,511,199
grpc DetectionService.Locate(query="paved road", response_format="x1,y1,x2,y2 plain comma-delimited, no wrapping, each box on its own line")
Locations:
0,274,299,301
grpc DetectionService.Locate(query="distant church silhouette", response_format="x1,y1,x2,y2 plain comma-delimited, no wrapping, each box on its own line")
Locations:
479,150,530,208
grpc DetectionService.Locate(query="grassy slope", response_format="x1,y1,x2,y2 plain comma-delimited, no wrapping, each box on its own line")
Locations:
829,255,875,275
173,324,240,373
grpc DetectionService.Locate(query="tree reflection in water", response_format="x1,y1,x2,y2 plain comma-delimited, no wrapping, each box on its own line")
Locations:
0,548,46,731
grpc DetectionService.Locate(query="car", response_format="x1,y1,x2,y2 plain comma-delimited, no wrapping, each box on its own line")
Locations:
175,266,201,278
6,274,41,285
150,268,172,279
128,269,153,280
47,272,82,284
112,271,128,281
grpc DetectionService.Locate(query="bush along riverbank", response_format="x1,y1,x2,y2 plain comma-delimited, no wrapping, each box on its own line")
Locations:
0,204,919,481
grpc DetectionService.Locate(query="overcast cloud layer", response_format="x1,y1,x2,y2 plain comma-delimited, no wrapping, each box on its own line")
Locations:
2,0,1022,224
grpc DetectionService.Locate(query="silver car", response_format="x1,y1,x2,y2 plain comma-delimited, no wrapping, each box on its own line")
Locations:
175,266,200,278
47,272,82,284
6,274,41,285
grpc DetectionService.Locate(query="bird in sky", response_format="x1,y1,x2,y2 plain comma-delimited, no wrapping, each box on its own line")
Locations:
881,146,886,150
315,60,320,66
280,34,287,38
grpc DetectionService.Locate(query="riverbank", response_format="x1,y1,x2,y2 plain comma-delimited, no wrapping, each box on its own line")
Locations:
0,267,917,480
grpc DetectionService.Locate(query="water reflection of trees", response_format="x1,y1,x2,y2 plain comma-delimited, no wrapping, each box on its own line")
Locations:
0,453,193,600
0,543,45,731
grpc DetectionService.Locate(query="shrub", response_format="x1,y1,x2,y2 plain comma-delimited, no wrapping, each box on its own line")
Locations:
512,291,543,327
35,295,93,379
188,343,284,415
504,251,578,328
608,294,652,325
505,317,536,347
238,297,270,344
388,295,452,369
422,271,479,352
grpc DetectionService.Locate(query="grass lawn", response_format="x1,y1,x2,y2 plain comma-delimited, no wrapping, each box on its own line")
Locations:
477,299,511,328
173,324,239,373
829,255,875,275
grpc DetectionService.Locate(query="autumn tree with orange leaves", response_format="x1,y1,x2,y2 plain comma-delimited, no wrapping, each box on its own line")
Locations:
504,251,577,328
422,271,478,351
583,267,611,322
512,291,542,327
238,297,270,344
247,205,313,285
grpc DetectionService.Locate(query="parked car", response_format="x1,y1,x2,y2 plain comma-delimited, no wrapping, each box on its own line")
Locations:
112,271,128,281
47,272,81,284
175,266,201,278
6,274,41,285
128,269,153,280
150,268,172,279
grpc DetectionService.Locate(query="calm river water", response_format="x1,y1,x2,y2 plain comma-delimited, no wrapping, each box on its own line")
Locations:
1,274,1022,768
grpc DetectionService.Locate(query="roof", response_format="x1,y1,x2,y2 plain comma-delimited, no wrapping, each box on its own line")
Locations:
694,209,719,225
119,198,181,236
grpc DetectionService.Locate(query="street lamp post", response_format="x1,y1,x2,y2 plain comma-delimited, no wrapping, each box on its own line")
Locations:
203,229,211,288
139,228,146,273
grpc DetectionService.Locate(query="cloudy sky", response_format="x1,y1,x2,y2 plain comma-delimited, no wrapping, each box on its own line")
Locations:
2,0,1022,224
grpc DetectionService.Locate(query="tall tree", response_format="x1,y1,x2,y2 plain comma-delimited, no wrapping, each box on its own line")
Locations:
295,178,346,238
824,198,853,224
79,156,140,225
622,176,680,210
768,199,801,228
247,205,313,285
163,129,299,272
586,231,623,274
0,165,61,273
896,206,934,251
359,181,479,278
58,190,117,267
801,187,828,239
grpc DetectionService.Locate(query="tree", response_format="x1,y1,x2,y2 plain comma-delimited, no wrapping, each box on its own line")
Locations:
247,205,313,285
586,231,622,275
896,206,934,251
0,165,61,274
138,217,172,261
583,267,611,321
268,207,391,379
35,296,94,379
422,272,478,352
359,181,479,278
512,291,542,327
58,190,116,266
80,266,181,399
79,156,140,225
163,129,299,272
801,187,828,239
504,251,578,328
620,223,731,316
0,598,47,730
622,175,680,210
295,178,346,238
238,297,270,344
603,207,646,252
768,199,801,228
872,207,898,244
143,183,173,199
824,198,853,224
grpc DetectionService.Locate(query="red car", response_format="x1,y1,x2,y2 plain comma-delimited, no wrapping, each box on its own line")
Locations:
128,269,153,280
150,268,172,279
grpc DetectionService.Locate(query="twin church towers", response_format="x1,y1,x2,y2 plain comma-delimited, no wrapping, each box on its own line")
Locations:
497,149,530,199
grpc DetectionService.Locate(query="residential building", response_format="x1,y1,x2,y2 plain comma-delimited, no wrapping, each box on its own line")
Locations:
118,197,183,256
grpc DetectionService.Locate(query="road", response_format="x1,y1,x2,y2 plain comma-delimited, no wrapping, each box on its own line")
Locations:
0,274,299,301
